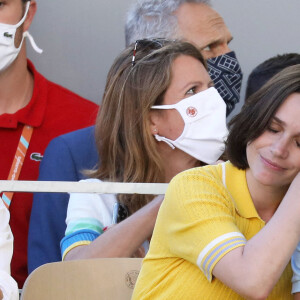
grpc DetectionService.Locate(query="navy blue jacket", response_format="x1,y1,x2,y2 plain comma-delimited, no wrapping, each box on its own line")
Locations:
28,126,98,273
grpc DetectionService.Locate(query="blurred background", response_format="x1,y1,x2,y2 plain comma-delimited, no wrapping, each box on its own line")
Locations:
27,0,300,117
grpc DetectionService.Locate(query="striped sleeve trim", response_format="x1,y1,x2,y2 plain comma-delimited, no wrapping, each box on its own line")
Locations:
60,229,100,260
65,218,104,236
197,232,246,281
62,241,91,261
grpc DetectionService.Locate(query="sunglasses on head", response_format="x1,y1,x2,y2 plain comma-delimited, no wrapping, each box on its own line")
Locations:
131,38,171,67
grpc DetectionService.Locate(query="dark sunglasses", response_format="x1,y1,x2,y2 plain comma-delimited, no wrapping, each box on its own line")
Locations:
131,38,170,67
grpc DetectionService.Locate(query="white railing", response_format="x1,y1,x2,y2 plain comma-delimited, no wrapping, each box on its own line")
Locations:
0,180,168,195
0,180,167,299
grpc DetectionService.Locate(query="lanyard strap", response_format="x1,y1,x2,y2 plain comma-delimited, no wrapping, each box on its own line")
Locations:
1,125,34,209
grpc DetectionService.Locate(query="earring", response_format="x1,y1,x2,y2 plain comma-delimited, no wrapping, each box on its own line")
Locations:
153,128,158,134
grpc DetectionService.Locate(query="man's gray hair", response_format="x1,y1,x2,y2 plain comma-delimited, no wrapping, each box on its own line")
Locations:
125,0,211,47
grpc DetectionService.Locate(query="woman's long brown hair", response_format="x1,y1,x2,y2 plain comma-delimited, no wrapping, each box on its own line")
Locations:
89,40,205,214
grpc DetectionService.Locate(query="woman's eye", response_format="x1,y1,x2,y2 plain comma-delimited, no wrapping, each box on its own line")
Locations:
296,140,300,148
267,126,279,133
186,87,196,95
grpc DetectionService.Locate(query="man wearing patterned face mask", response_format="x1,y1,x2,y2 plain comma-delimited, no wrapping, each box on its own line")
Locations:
126,0,243,116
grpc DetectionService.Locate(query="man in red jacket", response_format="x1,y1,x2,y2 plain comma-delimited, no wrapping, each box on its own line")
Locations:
0,0,98,287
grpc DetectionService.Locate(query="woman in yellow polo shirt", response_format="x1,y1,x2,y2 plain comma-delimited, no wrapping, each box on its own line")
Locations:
133,65,300,299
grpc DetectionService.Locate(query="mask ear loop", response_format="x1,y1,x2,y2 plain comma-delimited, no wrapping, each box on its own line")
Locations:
9,1,43,54
21,2,43,54
16,1,31,27
154,134,176,149
24,31,43,54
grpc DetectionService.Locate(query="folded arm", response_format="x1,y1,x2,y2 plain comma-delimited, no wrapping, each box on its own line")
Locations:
212,173,300,299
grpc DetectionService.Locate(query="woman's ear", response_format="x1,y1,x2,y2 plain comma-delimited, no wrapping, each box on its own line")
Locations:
149,110,161,136
23,1,37,32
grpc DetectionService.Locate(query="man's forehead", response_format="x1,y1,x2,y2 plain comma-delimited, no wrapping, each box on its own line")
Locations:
176,3,224,24
175,2,231,46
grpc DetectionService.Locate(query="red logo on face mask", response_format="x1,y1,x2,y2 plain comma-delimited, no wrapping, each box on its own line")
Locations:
186,106,197,117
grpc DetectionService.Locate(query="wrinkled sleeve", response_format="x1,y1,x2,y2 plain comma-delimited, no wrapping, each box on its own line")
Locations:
158,167,246,282
0,271,18,300
60,186,116,260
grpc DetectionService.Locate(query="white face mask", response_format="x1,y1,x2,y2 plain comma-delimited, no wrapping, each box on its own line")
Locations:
0,1,43,72
151,87,228,164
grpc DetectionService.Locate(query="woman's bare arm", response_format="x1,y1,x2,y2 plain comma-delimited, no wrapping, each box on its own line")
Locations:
213,172,300,300
65,196,163,260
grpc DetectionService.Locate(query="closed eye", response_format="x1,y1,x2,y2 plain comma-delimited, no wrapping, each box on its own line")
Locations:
267,127,279,133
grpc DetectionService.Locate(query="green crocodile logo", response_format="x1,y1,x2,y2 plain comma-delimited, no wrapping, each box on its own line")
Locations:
30,153,43,162
4,32,13,38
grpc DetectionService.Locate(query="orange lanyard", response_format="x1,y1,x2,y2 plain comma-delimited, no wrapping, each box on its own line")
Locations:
1,125,34,209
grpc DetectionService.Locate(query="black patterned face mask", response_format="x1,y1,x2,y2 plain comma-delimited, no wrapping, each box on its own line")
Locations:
207,51,243,116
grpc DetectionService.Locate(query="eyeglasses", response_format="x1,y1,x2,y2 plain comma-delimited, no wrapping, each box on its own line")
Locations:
131,38,169,67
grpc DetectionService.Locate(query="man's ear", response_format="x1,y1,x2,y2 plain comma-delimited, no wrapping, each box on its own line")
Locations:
23,1,37,32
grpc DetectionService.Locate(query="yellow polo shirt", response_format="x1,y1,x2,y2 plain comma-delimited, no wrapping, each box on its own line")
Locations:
132,162,292,299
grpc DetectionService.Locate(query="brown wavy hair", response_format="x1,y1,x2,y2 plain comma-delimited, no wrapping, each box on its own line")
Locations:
89,40,206,214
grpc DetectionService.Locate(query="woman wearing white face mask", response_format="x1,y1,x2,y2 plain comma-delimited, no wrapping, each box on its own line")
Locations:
60,39,227,261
